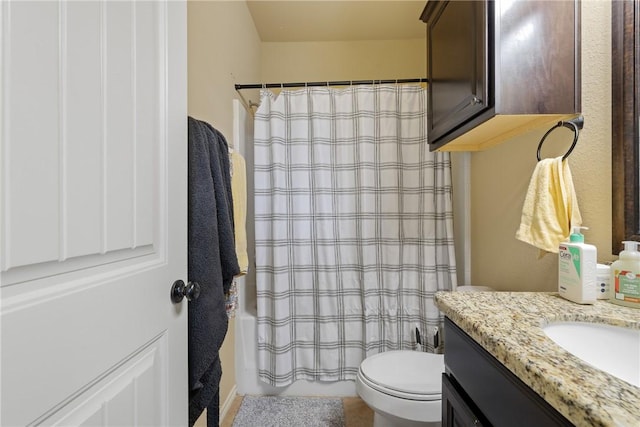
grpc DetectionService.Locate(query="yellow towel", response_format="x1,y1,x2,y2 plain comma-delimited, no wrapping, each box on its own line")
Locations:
515,156,582,257
231,151,249,275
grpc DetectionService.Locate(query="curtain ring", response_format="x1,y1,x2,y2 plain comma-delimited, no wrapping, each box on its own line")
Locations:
536,115,583,161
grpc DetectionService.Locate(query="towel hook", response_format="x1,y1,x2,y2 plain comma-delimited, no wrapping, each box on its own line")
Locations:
536,115,584,161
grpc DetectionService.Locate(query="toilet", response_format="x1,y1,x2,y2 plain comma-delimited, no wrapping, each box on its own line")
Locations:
356,285,493,427
356,350,444,427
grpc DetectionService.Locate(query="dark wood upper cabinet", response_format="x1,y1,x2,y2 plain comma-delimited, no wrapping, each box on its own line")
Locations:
421,0,581,152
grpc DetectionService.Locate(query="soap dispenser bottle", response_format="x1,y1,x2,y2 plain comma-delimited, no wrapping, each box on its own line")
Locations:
610,241,640,308
558,226,597,304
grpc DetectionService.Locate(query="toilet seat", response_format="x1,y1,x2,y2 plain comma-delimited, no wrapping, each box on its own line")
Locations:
358,350,444,401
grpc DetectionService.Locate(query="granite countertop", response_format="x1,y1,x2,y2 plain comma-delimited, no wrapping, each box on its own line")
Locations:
435,291,640,427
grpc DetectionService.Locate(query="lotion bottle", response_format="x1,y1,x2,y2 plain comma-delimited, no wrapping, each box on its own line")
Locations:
610,241,640,308
558,226,597,304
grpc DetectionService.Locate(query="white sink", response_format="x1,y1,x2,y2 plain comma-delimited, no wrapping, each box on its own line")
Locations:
542,321,640,387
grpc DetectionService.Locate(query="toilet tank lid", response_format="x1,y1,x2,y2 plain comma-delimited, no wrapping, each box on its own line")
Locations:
359,350,444,395
457,285,494,291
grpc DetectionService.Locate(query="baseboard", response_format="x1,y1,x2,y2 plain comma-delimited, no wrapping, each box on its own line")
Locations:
220,384,238,423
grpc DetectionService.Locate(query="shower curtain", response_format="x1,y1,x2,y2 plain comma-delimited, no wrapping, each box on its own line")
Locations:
253,85,457,387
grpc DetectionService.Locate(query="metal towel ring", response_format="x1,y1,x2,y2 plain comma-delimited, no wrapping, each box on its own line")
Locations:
536,115,584,161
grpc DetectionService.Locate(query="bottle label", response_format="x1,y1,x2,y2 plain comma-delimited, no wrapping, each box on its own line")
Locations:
614,269,640,303
559,245,581,283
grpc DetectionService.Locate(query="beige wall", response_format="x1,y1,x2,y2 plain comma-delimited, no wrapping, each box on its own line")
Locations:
188,1,261,138
187,0,261,421
471,1,612,291
261,39,425,83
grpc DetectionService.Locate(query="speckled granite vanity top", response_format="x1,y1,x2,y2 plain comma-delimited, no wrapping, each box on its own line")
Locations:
435,291,640,427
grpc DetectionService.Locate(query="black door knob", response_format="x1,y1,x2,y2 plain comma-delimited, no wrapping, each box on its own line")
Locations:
171,280,201,303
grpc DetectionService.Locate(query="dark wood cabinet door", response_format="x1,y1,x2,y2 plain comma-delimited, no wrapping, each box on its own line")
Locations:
425,0,489,146
442,373,486,427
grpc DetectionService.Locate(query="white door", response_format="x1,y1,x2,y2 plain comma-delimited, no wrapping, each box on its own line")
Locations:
0,1,188,426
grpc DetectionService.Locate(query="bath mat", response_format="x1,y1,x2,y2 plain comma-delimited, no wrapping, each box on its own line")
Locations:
231,396,345,427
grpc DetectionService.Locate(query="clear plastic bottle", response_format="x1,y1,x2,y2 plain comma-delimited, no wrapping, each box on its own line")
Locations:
610,241,640,308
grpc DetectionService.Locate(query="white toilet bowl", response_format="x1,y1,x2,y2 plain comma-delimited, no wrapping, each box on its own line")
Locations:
356,285,493,426
356,350,444,427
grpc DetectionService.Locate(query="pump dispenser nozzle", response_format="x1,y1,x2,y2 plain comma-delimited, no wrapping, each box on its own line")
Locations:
569,226,588,243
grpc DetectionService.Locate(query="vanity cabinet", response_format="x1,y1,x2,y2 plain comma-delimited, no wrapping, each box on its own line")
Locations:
443,318,573,427
421,1,581,152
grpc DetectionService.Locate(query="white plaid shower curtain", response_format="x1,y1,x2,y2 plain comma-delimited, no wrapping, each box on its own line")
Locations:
253,85,457,386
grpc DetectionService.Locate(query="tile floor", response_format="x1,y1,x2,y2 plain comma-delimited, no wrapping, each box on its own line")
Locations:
208,396,374,427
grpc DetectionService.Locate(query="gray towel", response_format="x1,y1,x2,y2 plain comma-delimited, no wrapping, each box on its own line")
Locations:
187,117,240,426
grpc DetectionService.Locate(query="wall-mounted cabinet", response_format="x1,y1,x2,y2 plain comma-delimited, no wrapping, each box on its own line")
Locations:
421,0,581,152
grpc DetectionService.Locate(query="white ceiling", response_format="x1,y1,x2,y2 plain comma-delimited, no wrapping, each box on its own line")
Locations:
246,1,427,42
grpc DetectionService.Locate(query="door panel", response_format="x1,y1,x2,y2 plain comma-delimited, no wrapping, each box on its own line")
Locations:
2,0,61,269
42,334,167,427
65,1,103,260
1,1,187,425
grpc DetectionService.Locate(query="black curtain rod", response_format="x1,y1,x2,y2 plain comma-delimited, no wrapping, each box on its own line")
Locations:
235,78,428,91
